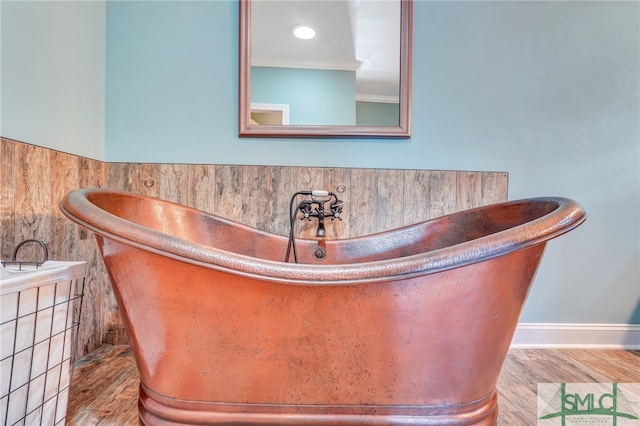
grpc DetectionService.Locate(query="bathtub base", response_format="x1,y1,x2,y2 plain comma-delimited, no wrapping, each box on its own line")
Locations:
138,384,498,426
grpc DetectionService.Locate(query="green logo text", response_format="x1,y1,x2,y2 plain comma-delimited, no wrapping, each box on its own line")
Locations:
538,383,640,425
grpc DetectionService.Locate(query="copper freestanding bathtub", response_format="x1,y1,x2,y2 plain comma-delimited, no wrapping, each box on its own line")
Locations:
60,188,585,426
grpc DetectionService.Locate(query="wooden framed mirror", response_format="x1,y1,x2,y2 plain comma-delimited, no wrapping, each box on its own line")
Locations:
239,0,412,138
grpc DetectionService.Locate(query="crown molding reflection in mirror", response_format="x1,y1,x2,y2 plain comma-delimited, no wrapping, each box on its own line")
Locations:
239,0,412,138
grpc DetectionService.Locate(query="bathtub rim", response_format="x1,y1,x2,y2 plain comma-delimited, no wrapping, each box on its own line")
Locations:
59,188,586,285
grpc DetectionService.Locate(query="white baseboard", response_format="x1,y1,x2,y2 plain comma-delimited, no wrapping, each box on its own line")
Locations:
510,323,640,349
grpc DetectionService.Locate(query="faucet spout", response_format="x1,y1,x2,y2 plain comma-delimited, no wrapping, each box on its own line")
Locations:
316,217,326,238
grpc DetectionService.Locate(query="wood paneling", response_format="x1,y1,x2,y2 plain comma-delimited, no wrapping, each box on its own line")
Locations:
377,169,405,231
403,169,431,225
324,167,350,239
350,168,378,237
1,138,16,260
482,171,510,205
1,139,107,361
14,144,52,261
75,237,106,356
160,164,189,205
269,166,298,236
456,171,483,212
1,138,509,361
215,165,243,221
187,164,216,213
49,150,79,261
427,170,457,219
78,157,103,241
242,165,268,229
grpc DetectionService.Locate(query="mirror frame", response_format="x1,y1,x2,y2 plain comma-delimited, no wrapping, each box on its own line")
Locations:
239,0,412,138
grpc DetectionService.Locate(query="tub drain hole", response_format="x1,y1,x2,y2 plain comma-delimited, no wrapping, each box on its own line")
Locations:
313,247,326,261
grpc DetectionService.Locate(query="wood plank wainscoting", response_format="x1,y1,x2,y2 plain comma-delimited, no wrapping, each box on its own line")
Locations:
1,137,508,362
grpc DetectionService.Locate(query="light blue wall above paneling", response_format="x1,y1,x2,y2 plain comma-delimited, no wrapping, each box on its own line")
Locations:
105,0,230,159
1,1,105,160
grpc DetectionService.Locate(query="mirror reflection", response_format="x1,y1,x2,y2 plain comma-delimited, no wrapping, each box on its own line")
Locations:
239,0,412,138
251,0,400,127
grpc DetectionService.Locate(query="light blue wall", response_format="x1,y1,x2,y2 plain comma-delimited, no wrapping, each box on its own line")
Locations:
105,1,230,157
2,1,638,325
1,0,105,160
251,67,356,125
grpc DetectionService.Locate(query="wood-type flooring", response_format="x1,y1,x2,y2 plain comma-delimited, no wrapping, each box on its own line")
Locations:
66,345,639,425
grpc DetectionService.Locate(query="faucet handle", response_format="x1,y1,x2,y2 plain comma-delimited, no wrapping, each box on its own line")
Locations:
330,199,344,221
298,202,313,221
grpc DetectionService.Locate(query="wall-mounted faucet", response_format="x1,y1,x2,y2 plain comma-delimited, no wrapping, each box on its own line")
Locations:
285,190,344,262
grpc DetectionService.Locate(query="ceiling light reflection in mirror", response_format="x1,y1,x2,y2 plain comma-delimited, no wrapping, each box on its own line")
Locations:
292,24,317,40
